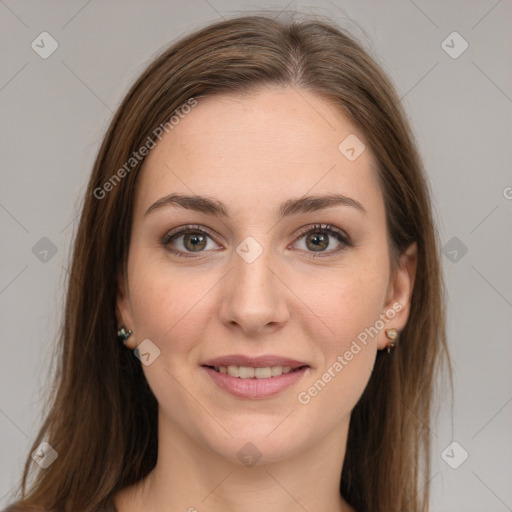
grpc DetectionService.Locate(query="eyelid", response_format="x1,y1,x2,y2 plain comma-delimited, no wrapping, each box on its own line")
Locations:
292,223,352,246
160,224,223,258
290,223,353,258
162,224,221,243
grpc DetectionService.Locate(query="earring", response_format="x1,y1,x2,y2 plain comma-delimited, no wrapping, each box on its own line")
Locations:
385,328,398,354
117,326,132,344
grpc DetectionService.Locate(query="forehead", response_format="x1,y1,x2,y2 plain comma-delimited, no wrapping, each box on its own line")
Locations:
135,87,383,219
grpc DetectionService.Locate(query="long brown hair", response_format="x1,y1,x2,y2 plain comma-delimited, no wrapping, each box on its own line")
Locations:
5,13,451,512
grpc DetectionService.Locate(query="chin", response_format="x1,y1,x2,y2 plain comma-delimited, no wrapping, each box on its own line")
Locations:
196,418,310,467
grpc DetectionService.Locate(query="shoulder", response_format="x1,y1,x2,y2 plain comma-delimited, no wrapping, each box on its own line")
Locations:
1,506,47,512
2,504,116,512
1,507,115,512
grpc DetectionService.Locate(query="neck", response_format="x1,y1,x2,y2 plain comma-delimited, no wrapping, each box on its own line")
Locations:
116,408,356,512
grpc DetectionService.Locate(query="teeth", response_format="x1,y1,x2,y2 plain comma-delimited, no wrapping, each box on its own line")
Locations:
217,365,297,379
270,366,283,376
255,367,271,379
227,365,239,377
238,366,255,379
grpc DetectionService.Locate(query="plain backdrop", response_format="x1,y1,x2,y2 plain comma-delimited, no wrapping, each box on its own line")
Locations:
1,1,511,510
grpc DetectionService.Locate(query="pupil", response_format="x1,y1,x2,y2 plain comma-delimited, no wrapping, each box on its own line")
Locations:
186,233,206,251
308,233,328,251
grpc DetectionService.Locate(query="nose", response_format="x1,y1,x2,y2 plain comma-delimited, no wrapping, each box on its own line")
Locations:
218,243,290,336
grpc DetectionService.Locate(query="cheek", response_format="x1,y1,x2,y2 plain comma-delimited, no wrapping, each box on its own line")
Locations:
295,259,387,407
127,253,217,356
305,258,389,348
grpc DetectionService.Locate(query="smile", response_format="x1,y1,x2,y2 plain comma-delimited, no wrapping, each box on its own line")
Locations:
201,365,309,399
206,364,306,379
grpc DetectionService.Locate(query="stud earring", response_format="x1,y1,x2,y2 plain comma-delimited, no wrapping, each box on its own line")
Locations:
385,328,398,354
117,326,132,344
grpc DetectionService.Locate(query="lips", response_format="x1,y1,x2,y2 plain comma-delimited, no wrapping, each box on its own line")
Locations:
200,354,310,398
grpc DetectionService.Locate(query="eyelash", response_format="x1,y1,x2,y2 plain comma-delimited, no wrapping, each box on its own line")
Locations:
160,223,353,259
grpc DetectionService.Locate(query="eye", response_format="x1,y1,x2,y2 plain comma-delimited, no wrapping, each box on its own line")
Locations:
161,223,353,259
161,225,221,258
291,223,353,258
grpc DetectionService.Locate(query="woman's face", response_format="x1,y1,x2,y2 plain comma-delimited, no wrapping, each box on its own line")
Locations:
117,87,416,465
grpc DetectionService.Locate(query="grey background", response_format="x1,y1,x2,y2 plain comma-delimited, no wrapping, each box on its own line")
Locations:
1,1,511,510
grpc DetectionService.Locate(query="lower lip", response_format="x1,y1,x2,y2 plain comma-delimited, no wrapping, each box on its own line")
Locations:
202,366,309,399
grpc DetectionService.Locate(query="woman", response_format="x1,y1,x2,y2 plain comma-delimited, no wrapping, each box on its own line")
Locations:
4,13,451,512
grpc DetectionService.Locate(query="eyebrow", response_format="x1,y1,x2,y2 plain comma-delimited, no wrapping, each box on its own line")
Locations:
144,192,367,219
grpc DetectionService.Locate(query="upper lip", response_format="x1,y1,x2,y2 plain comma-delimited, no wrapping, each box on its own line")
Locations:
202,355,309,369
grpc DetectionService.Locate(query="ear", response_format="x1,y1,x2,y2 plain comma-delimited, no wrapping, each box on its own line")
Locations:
377,242,418,350
116,270,136,349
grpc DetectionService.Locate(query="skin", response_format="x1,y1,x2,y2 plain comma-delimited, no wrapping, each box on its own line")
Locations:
114,86,417,512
